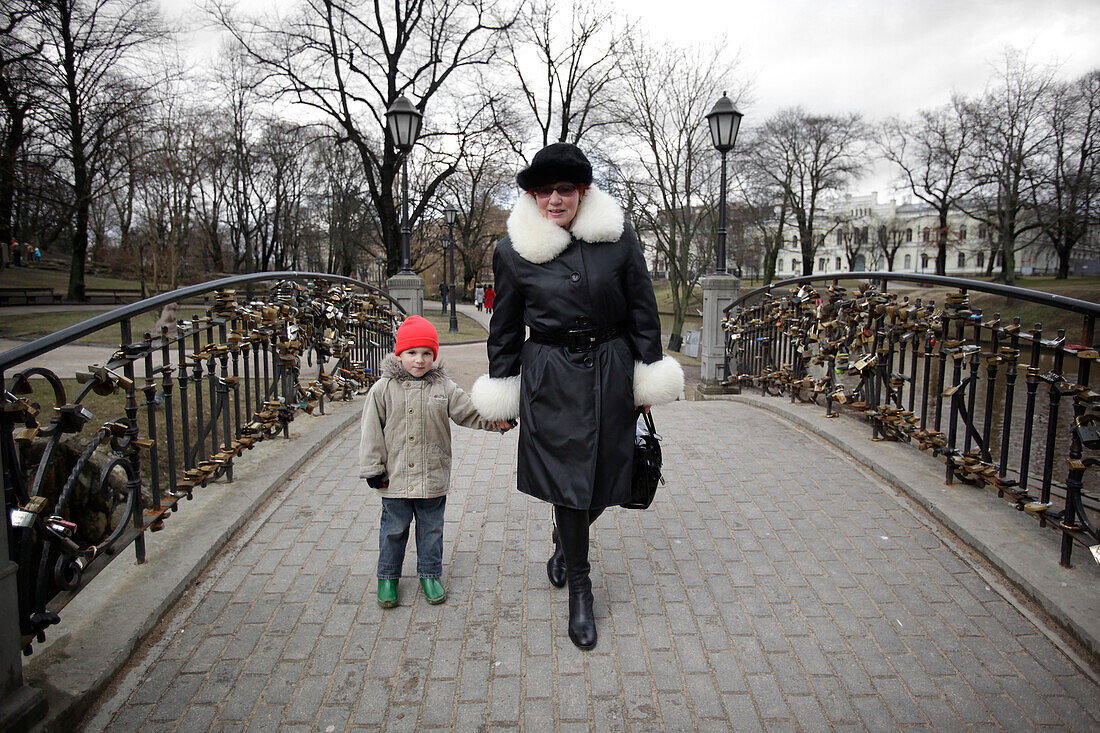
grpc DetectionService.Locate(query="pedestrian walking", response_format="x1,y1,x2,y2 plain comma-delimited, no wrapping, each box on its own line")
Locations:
439,282,447,313
359,316,511,608
470,143,683,650
483,285,495,314
474,284,485,311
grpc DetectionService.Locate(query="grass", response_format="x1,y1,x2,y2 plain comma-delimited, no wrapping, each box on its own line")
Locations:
0,263,143,292
0,309,162,344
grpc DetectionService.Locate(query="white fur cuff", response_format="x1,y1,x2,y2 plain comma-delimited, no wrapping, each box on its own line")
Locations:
470,374,522,421
633,356,684,406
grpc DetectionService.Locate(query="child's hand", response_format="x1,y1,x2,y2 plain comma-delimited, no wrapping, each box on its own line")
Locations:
366,473,389,489
492,419,516,432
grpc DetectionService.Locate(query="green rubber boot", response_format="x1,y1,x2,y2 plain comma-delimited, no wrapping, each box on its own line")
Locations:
420,578,447,604
377,579,398,608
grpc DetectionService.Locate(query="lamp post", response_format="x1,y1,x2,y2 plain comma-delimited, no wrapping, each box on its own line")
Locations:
444,206,459,334
706,91,743,275
375,255,384,288
385,95,423,275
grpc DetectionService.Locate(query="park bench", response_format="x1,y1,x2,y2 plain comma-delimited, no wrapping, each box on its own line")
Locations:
83,287,144,304
0,287,62,306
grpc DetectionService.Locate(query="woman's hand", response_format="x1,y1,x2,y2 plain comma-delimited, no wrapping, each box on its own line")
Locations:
638,405,651,414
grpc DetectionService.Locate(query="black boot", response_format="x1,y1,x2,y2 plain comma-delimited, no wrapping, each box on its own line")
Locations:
547,527,566,588
555,506,597,650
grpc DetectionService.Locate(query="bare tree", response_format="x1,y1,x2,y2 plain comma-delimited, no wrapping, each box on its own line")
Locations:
963,49,1055,285
1031,68,1100,278
211,0,515,278
438,134,510,298
750,108,866,276
874,216,907,271
614,34,745,346
730,158,789,285
499,1,629,152
35,0,165,299
0,1,45,269
878,96,976,275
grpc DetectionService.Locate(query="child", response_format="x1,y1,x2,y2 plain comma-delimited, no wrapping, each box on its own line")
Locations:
359,315,507,607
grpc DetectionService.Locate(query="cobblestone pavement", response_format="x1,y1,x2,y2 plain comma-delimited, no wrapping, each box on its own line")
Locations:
83,400,1100,731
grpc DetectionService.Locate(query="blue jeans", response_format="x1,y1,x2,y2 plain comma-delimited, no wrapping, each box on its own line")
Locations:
377,496,447,579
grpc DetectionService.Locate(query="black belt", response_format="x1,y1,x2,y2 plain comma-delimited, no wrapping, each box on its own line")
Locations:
530,324,624,353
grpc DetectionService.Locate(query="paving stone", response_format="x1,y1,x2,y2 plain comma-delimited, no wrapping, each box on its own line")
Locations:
83,400,1100,732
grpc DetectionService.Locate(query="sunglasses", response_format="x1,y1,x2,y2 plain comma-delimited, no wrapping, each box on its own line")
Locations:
532,183,580,198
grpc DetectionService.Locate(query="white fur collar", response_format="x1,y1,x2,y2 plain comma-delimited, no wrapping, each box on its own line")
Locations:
506,185,625,264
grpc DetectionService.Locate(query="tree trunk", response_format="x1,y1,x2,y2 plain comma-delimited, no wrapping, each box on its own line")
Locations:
67,159,90,301
935,208,948,275
0,106,25,272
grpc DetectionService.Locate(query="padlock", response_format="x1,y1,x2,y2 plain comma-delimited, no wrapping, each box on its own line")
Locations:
1074,424,1100,451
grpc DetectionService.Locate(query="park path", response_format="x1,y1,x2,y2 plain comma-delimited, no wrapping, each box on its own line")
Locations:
80,396,1100,731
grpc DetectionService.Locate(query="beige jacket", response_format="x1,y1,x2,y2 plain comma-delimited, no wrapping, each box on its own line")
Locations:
359,354,494,499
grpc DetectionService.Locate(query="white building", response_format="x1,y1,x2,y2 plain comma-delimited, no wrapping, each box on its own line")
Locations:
769,192,1062,278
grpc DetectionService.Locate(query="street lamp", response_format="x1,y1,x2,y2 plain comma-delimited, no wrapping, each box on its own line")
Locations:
444,206,460,334
706,91,743,275
385,95,423,275
375,255,384,288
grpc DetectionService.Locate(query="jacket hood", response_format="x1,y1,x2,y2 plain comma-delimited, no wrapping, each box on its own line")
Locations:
380,353,449,384
506,185,625,264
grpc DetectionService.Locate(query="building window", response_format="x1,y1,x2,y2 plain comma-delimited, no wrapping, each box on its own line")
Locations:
777,260,783,272
977,251,985,269
978,224,987,239
957,252,966,268
792,258,800,272
818,257,826,271
838,231,844,245
835,256,842,269
904,253,912,269
792,236,798,248
921,253,929,269
905,228,913,242
922,227,930,242
960,225,967,240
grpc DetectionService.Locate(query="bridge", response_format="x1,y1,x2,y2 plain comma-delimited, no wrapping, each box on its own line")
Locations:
1,273,1098,731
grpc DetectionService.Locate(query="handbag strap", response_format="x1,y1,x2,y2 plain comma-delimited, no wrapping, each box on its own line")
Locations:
641,410,656,436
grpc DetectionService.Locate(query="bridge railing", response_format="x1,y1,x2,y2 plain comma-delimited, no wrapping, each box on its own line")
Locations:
1,272,403,663
723,272,1100,568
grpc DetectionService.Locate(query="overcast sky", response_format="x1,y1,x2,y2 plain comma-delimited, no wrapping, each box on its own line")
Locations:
170,0,1100,195
638,0,1100,120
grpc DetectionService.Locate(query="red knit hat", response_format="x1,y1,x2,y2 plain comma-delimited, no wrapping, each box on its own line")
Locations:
394,315,439,359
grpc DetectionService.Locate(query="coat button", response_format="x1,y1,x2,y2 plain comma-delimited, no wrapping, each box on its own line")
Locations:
570,272,581,282
409,435,415,441
583,357,594,368
409,408,414,414
577,316,590,327
409,461,414,468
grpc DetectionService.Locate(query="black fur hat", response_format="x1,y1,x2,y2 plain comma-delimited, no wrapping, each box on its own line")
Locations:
516,143,593,190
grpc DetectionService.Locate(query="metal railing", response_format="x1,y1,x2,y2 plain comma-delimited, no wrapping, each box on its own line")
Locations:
723,272,1100,567
1,272,403,659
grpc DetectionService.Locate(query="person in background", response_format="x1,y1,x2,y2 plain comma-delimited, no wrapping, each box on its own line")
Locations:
483,284,495,314
474,283,485,312
470,143,683,650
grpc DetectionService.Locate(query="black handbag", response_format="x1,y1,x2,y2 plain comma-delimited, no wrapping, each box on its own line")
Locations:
624,411,663,509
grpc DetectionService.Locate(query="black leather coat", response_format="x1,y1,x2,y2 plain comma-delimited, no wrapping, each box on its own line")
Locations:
480,187,669,510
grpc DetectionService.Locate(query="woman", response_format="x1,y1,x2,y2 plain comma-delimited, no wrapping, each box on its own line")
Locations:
470,143,683,650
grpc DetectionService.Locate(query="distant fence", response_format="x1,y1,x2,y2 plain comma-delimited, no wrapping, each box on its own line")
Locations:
1,272,403,670
723,273,1100,568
